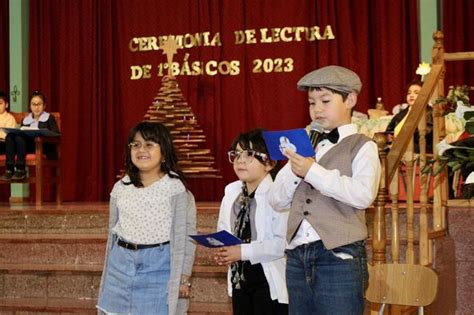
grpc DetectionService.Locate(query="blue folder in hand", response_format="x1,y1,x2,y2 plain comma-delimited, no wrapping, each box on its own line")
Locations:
262,128,314,161
189,230,242,248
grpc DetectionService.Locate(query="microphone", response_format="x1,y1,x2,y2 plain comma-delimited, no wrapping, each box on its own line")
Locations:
309,121,323,148
310,121,323,133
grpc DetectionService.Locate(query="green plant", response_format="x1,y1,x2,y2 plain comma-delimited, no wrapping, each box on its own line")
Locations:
434,85,471,114
423,85,474,179
422,140,474,176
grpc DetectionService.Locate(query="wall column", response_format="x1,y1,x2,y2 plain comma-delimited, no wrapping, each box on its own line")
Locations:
419,0,440,63
9,0,29,202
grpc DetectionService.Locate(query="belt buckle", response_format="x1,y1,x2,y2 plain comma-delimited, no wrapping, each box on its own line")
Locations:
122,240,138,251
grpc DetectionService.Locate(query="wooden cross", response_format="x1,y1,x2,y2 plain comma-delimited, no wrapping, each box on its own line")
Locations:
160,36,181,77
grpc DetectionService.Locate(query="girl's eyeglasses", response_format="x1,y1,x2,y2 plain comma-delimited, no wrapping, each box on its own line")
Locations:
227,150,268,164
129,141,160,151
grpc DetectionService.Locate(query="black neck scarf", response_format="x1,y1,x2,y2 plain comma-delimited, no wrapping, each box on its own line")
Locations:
231,183,255,289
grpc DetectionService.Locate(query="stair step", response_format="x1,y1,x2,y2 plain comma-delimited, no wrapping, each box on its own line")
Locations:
0,263,102,273
0,264,229,303
0,202,220,235
0,233,107,242
193,265,228,276
0,297,232,314
0,202,219,213
0,263,228,275
0,236,106,265
0,264,101,300
0,202,230,311
189,301,232,314
0,209,109,234
0,297,97,313
191,266,229,304
0,233,219,266
195,243,219,265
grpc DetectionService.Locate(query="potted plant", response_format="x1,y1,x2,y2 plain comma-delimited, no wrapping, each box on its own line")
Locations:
423,86,474,198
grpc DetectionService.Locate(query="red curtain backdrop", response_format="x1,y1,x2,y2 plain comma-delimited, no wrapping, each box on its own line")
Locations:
0,0,8,93
28,0,419,202
442,0,474,88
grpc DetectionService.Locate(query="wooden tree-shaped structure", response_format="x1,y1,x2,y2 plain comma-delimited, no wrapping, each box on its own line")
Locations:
143,37,220,178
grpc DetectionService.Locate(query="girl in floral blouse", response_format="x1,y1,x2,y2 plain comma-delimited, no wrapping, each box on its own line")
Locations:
98,122,196,315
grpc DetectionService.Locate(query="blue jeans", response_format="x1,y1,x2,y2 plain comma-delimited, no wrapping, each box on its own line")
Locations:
97,239,170,314
286,240,368,315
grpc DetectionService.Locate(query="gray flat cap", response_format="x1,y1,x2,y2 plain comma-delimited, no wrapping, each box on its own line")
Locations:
297,65,362,94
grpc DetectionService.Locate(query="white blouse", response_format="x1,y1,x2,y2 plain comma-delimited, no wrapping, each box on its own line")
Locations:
111,174,185,244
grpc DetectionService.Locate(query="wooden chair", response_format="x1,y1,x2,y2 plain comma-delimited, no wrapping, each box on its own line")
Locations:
0,112,61,205
366,264,438,315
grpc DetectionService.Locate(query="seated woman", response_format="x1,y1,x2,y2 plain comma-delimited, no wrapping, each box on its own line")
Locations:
0,91,17,154
386,80,433,153
385,80,435,200
0,91,59,181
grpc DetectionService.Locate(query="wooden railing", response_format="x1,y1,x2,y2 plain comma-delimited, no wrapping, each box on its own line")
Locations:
371,63,443,268
385,64,442,183
367,29,474,314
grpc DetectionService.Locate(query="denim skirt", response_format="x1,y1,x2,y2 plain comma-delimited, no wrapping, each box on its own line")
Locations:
97,239,171,315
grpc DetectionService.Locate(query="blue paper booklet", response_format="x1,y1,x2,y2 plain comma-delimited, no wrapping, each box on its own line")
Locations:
262,128,314,161
189,230,242,248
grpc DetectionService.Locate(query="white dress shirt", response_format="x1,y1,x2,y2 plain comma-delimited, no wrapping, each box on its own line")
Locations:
269,123,381,249
217,174,289,303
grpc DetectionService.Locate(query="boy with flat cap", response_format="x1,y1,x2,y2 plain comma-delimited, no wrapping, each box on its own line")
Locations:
269,65,381,314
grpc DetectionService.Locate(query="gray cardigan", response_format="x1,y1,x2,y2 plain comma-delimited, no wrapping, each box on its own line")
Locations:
99,187,197,315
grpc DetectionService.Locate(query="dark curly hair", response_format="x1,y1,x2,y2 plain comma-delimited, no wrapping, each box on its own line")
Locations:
229,128,280,179
406,79,423,90
123,122,186,188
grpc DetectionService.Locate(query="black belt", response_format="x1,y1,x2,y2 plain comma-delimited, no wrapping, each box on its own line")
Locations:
117,238,170,251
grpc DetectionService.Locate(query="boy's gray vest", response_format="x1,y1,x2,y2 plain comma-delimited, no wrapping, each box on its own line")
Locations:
287,134,372,250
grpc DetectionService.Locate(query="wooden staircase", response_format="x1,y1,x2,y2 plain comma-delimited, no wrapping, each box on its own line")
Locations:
0,202,232,314
0,201,432,315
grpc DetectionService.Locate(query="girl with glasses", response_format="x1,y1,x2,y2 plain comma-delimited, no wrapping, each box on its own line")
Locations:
97,122,197,315
1,91,59,181
215,128,289,315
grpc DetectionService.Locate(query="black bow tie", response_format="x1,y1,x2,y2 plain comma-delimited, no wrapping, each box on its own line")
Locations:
310,128,339,147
